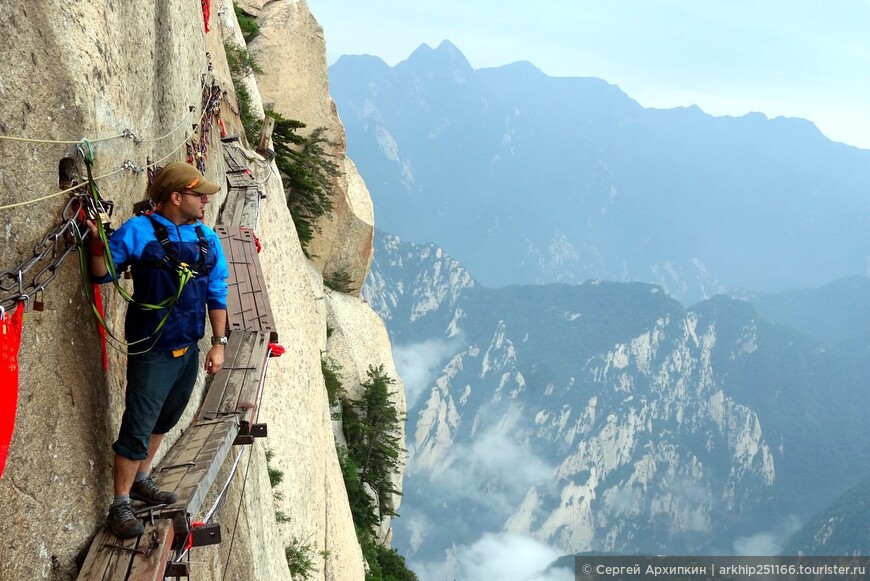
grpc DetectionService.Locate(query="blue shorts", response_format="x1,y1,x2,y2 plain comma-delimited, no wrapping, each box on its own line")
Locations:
112,345,200,461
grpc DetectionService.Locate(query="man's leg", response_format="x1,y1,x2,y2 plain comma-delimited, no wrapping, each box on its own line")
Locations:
113,453,141,496
128,432,177,505
113,433,162,496
130,347,199,506
138,433,164,475
109,453,146,539
109,351,181,537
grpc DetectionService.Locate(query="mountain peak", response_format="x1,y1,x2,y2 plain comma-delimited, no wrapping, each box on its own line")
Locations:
434,39,463,56
402,40,473,74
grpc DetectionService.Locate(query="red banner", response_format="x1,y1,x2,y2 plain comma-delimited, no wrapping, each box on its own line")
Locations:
0,302,24,478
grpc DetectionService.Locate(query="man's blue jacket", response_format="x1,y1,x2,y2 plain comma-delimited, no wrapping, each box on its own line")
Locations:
94,212,229,352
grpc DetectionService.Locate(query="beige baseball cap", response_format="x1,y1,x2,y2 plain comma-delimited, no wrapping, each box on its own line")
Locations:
150,162,221,202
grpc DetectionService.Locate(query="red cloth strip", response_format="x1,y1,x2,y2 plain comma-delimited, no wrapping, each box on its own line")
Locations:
92,283,108,372
0,302,25,478
202,0,211,33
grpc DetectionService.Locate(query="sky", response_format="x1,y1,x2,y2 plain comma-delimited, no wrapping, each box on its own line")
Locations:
306,0,870,150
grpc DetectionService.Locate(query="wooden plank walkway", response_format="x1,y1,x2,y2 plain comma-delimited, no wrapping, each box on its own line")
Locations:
77,518,174,581
197,330,271,442
219,141,262,230
149,417,241,531
217,226,278,342
76,143,277,580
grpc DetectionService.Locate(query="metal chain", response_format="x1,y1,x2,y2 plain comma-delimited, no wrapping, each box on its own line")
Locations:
0,193,102,310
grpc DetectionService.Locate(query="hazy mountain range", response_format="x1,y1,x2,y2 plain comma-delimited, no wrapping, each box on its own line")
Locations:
362,233,870,570
331,40,869,304
334,40,870,576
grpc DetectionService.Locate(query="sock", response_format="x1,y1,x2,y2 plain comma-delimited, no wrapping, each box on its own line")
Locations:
134,472,148,483
112,495,130,508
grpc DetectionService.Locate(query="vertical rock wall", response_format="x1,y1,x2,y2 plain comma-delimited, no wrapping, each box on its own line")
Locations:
0,3,222,579
0,1,397,579
244,0,375,295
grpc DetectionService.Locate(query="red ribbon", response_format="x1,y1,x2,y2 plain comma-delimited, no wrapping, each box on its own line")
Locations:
241,227,262,253
201,0,211,33
0,302,25,478
92,283,108,372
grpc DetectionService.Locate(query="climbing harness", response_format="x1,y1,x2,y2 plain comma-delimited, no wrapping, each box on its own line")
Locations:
148,215,212,279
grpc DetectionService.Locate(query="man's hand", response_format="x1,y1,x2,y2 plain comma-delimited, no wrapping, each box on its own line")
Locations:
205,345,225,375
84,219,99,238
84,219,109,277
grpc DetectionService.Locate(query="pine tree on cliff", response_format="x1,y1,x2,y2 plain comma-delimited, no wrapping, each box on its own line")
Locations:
269,113,339,251
342,365,404,524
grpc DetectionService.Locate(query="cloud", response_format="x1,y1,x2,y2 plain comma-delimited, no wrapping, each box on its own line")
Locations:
393,335,464,407
427,406,556,514
405,514,429,554
411,533,573,581
732,516,802,556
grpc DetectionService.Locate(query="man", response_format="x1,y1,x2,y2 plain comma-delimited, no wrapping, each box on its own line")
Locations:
87,162,230,538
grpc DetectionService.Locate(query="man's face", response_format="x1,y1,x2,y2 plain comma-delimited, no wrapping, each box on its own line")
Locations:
179,189,210,222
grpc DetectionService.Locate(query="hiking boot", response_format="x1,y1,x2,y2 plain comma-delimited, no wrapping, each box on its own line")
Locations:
107,501,144,539
130,475,178,505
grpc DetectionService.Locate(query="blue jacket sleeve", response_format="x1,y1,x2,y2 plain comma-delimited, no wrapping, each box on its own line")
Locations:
91,217,141,284
207,231,229,311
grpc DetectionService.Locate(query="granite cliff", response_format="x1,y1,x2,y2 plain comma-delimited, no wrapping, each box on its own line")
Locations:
0,1,399,579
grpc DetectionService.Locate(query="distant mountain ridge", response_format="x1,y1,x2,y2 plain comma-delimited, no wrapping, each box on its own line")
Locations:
331,40,870,304
362,232,870,565
784,476,870,555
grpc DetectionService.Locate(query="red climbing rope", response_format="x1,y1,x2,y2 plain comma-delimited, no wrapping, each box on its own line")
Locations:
0,302,25,478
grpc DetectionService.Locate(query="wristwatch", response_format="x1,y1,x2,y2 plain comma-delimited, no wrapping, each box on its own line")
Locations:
211,335,228,346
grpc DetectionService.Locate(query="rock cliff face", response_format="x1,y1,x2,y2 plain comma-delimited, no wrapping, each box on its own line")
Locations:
0,1,395,579
245,0,374,295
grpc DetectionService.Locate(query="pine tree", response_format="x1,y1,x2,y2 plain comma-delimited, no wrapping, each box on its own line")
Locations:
269,113,339,251
343,365,405,524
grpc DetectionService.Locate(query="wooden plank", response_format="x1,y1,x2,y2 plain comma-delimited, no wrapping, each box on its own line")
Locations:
77,517,173,581
199,331,270,440
213,331,258,418
256,116,275,154
77,527,135,580
239,229,264,331
235,233,258,332
223,145,249,173
151,417,239,531
197,331,246,421
216,226,252,334
156,420,223,493
219,186,248,228
230,187,260,230
219,141,264,231
237,228,278,341
216,226,276,340
125,519,175,581
235,333,271,434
